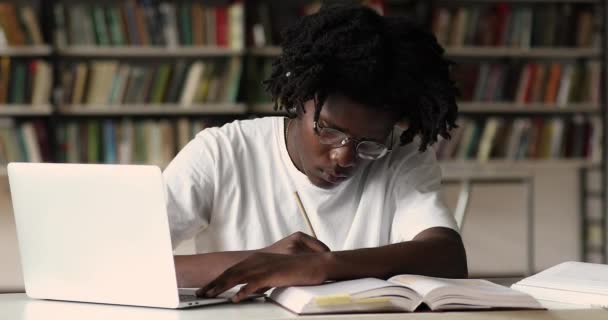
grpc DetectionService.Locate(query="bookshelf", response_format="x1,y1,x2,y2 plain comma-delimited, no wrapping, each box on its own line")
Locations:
0,45,52,56
248,46,601,58
57,103,247,116
57,46,245,58
0,0,606,263
0,105,53,116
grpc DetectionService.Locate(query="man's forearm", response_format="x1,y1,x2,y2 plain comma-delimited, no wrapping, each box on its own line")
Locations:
321,227,468,281
174,251,255,288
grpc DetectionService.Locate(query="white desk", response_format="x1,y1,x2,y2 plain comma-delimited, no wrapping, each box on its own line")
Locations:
1,294,606,320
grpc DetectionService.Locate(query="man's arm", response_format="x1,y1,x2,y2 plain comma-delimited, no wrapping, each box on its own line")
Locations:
174,232,331,288
198,227,467,301
174,251,254,288
324,227,467,280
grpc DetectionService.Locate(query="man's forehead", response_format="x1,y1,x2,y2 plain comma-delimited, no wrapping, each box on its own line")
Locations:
318,103,395,139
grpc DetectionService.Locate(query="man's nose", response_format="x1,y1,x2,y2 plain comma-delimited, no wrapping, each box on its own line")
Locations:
330,143,356,168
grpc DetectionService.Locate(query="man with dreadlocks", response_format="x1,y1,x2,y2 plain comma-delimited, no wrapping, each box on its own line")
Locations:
163,3,467,302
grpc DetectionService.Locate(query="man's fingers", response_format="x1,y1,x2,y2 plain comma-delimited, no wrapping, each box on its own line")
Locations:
232,281,264,303
197,268,245,298
195,281,216,297
254,286,271,294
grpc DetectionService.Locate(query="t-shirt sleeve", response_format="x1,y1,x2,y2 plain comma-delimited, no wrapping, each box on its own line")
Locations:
163,129,217,250
390,148,458,243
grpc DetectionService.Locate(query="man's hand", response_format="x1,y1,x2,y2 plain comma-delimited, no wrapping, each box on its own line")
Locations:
196,252,329,302
259,231,330,255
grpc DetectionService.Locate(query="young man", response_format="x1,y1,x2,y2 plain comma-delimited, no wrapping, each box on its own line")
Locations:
164,4,466,302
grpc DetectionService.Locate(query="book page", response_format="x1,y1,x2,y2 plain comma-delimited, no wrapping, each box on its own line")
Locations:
290,278,397,297
269,278,421,314
388,274,464,296
390,274,530,298
389,275,541,310
517,262,608,294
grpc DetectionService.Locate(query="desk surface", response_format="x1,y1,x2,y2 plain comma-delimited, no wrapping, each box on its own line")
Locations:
1,293,606,320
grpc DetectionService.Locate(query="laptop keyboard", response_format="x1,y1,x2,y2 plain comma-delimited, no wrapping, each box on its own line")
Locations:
179,294,200,301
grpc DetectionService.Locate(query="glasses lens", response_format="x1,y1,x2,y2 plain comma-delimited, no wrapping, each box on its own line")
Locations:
318,127,347,145
357,141,388,160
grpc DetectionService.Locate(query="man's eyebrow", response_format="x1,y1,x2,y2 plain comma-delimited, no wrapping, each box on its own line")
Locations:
319,118,348,133
320,118,385,142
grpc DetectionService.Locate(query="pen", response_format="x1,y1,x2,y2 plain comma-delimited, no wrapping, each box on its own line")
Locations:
293,191,318,239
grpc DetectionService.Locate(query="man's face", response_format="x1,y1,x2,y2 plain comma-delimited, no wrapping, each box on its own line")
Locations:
290,94,397,189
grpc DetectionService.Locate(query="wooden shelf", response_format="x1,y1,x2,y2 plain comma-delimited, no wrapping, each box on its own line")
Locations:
57,46,245,58
458,102,600,114
0,46,52,56
0,105,53,116
445,47,600,58
248,102,599,115
246,46,600,59
440,159,598,172
248,46,282,57
58,104,248,116
249,103,286,114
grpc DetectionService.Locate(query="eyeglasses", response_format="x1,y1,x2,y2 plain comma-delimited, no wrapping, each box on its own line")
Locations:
313,121,393,160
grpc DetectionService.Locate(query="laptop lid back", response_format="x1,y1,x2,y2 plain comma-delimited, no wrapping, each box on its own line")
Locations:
8,163,180,308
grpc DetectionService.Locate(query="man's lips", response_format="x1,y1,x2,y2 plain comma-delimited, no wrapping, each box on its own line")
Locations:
321,170,350,184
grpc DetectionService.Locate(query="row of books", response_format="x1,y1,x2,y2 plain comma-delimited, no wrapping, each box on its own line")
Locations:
0,58,52,105
250,0,383,47
454,61,600,105
0,3,43,46
434,116,601,162
246,58,273,103
1,115,600,169
432,3,598,48
61,58,242,106
54,1,244,48
0,119,50,165
55,118,224,167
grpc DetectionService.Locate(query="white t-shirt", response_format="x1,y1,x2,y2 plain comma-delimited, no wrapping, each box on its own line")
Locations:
163,117,457,252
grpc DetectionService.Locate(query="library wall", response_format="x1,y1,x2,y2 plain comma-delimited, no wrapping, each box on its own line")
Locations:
0,0,605,286
442,167,581,276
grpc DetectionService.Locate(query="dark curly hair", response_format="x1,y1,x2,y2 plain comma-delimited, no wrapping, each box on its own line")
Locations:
264,3,459,151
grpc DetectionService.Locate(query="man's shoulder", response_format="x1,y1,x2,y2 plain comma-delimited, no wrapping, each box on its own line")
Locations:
196,116,280,143
370,132,438,178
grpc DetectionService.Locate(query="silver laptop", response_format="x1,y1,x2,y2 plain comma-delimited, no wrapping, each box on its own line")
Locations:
8,162,238,309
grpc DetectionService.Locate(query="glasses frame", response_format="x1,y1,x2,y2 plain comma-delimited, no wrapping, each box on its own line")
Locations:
313,121,394,160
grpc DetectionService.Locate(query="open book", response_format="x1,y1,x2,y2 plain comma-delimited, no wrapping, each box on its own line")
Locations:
269,275,542,314
511,261,608,308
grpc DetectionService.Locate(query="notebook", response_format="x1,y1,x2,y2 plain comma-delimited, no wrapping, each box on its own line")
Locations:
269,274,542,314
8,163,259,308
511,261,608,308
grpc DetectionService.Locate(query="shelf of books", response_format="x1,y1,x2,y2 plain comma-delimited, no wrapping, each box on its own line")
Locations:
444,47,600,58
0,46,52,57
0,1,53,173
0,105,53,116
0,0,604,260
249,46,282,57
57,46,244,58
53,1,244,50
248,46,600,59
0,3,46,50
58,104,247,116
57,58,243,112
0,118,51,165
53,117,221,168
424,0,605,262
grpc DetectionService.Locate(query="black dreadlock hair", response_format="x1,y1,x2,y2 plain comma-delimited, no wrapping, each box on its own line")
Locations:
264,3,459,152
